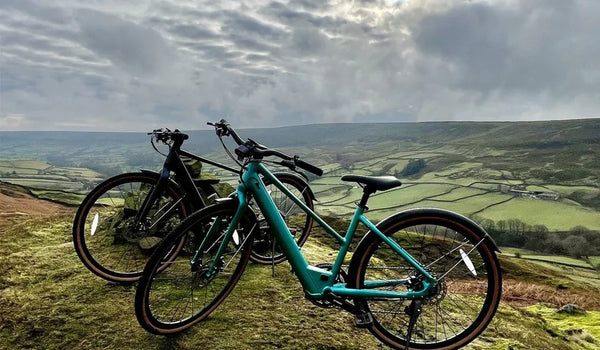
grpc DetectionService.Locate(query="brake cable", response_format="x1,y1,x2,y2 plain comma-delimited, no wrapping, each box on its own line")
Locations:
150,132,168,157
216,131,247,183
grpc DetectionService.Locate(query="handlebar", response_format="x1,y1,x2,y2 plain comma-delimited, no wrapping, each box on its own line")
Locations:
151,121,323,177
295,159,323,177
148,128,188,145
233,139,323,177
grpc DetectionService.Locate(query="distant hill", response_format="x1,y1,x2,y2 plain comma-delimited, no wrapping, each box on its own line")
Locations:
2,118,598,157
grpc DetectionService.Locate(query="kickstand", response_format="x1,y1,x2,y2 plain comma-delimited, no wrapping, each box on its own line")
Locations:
271,235,276,277
404,299,423,350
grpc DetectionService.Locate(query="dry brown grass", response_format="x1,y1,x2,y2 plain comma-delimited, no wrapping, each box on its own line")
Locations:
0,190,68,229
502,279,600,310
446,278,600,311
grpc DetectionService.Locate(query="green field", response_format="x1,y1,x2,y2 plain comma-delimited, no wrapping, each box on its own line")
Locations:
428,186,488,201
0,160,51,170
501,247,595,269
1,119,599,241
0,160,101,204
479,198,600,231
368,183,456,207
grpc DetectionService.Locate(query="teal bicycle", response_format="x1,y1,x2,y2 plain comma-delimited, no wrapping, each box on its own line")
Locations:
135,121,502,349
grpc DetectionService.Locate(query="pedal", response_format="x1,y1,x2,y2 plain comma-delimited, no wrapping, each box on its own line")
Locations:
354,312,374,328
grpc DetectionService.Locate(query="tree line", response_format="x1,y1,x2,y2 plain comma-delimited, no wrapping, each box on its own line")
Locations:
473,216,600,261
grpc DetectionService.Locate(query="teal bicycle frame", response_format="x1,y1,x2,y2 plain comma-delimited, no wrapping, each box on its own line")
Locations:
199,161,437,301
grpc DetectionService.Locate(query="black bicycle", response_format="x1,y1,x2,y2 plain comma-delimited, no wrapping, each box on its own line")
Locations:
72,121,316,283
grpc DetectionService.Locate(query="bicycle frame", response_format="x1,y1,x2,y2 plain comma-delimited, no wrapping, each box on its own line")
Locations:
203,161,437,301
135,140,240,226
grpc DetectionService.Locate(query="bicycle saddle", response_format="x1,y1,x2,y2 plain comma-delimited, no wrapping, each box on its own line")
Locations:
341,175,402,192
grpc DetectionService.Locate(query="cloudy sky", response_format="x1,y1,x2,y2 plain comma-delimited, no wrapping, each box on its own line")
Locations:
1,0,599,131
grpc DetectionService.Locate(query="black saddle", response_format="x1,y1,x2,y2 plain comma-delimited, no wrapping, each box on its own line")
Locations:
341,175,402,192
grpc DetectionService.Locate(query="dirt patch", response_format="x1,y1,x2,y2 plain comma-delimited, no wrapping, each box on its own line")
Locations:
0,191,69,229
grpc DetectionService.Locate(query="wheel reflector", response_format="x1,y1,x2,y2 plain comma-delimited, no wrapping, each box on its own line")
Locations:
91,212,99,236
460,249,477,277
233,230,240,245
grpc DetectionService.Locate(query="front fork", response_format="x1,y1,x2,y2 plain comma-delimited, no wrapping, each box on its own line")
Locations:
134,167,171,229
189,193,249,277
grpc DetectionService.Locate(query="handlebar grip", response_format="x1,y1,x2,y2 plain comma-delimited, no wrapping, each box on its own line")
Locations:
226,125,244,145
295,159,323,177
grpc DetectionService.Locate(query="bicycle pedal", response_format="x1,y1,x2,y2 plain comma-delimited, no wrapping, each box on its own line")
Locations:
354,312,374,328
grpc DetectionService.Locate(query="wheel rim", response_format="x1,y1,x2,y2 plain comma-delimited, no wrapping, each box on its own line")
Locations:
80,177,185,278
356,218,500,348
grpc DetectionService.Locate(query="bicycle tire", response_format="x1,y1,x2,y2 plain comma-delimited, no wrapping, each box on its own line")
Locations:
250,172,314,265
347,209,502,350
135,201,257,334
73,172,190,283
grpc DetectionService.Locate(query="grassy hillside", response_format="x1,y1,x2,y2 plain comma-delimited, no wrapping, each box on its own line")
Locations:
1,207,600,349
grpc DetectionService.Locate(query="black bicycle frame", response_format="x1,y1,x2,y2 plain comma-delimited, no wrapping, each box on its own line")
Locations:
134,137,240,225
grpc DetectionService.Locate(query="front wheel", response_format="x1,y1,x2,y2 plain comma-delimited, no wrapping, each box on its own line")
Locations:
135,202,257,335
348,209,502,350
72,172,189,283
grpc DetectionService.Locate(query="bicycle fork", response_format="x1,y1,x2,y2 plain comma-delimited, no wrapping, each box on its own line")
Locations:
190,195,252,278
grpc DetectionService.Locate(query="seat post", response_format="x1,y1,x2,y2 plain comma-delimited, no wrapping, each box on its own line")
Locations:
358,187,374,209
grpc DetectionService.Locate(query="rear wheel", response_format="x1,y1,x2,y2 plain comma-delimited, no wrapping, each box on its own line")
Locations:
348,210,502,350
135,202,256,334
72,172,188,283
250,172,314,265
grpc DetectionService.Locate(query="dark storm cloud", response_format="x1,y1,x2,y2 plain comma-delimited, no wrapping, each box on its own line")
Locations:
222,11,288,41
1,0,71,25
414,1,600,96
1,0,599,131
170,24,219,40
75,9,178,76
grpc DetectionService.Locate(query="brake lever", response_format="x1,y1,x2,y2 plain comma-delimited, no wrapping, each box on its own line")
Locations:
276,159,309,180
280,159,295,170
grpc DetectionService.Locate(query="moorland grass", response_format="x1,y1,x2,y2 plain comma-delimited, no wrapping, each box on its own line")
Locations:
1,214,598,350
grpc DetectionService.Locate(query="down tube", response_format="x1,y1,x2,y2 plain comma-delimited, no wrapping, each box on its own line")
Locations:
244,162,329,294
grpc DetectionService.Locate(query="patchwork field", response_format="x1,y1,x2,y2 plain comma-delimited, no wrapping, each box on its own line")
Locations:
0,160,101,205
312,154,599,232
1,119,599,253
